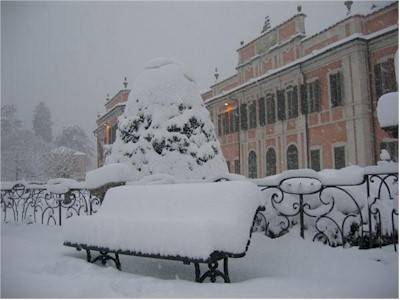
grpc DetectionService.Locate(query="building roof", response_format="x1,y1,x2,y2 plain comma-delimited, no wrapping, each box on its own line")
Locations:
205,25,398,105
203,2,397,101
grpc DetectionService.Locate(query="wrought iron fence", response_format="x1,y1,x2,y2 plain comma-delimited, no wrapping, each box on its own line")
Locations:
1,183,101,226
1,171,398,251
254,171,398,251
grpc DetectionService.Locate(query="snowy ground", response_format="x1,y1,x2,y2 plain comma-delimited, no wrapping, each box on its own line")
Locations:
1,224,398,298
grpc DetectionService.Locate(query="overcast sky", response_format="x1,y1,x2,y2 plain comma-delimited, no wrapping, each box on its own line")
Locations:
2,0,392,141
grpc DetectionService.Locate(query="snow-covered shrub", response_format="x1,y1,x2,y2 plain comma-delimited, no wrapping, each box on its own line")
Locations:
107,58,228,181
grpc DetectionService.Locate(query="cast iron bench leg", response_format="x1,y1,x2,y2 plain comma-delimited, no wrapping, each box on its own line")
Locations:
85,249,91,262
115,253,121,270
194,258,230,283
223,257,230,283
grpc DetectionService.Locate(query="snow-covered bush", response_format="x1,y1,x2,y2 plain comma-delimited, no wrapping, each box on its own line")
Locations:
106,58,228,181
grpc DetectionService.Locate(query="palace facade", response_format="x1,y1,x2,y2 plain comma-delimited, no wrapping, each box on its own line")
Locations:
202,3,398,178
94,78,130,167
95,3,398,178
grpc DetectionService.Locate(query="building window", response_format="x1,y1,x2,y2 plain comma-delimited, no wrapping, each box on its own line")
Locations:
329,72,343,107
226,161,231,172
333,145,346,169
266,148,276,176
266,93,276,124
374,58,397,99
233,107,239,132
217,107,239,136
310,149,321,171
258,97,266,127
240,103,248,130
380,141,398,162
234,159,240,174
217,114,222,136
248,151,257,178
249,100,257,128
287,144,299,170
287,86,299,119
277,89,286,120
222,112,227,135
305,80,321,113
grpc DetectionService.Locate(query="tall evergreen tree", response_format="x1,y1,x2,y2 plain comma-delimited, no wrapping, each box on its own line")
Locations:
33,102,53,143
107,58,228,181
55,125,93,157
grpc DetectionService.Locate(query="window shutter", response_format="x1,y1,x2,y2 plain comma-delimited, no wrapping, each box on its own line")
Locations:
233,108,239,132
240,103,248,130
277,89,286,120
293,86,299,117
338,72,343,105
329,73,337,107
270,94,276,123
315,80,321,111
217,114,222,136
374,63,383,99
258,97,266,126
300,84,308,114
386,58,397,92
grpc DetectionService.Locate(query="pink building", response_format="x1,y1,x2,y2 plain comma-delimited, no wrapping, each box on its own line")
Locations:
202,3,398,178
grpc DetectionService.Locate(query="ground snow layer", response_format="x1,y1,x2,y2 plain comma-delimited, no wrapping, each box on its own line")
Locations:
1,224,398,298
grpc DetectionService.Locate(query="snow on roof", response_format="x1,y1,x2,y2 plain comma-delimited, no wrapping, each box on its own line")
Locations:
205,25,398,105
377,92,399,128
63,181,264,259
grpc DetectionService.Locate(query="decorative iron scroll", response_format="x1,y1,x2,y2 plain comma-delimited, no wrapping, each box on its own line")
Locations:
1,183,101,226
256,172,398,250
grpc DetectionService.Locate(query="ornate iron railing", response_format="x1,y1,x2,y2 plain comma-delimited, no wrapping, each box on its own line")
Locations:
254,171,398,250
1,183,101,226
1,171,398,251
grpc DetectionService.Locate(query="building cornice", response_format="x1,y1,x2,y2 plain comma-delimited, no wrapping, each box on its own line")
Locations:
205,25,398,106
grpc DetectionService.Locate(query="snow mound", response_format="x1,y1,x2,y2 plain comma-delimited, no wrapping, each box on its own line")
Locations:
46,178,84,194
377,92,399,128
85,163,136,189
64,181,264,259
106,58,228,181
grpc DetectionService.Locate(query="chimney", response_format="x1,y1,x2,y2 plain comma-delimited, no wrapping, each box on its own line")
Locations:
261,16,271,33
214,67,219,82
123,77,128,89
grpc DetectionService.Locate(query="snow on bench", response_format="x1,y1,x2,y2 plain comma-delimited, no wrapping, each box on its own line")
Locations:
63,180,265,283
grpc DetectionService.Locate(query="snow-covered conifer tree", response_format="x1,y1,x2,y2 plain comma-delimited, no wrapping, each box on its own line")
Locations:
106,58,228,180
33,102,53,143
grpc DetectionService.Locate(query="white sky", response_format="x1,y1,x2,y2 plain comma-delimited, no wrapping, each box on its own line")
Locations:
1,1,393,142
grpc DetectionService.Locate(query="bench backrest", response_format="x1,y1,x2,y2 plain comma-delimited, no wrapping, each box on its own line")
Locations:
65,181,264,259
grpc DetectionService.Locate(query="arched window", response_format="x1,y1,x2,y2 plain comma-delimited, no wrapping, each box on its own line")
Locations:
266,148,276,176
287,144,299,170
248,151,257,178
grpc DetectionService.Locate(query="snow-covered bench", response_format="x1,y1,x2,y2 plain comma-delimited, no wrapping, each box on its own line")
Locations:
63,181,265,283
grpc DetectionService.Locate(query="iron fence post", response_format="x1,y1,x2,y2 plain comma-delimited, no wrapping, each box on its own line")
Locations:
58,198,62,226
299,194,304,239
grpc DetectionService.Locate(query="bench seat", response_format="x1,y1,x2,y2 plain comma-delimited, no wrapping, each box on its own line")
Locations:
63,180,265,282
